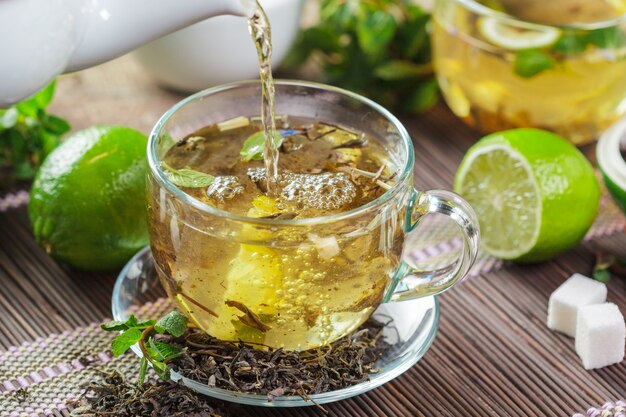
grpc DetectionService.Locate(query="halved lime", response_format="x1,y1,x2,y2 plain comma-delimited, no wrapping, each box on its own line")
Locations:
454,129,599,263
478,17,561,50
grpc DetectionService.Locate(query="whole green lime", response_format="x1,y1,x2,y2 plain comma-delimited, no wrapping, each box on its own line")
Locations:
454,128,600,263
29,126,149,271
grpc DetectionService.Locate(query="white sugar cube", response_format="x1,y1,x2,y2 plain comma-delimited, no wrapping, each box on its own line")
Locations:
575,303,625,370
547,274,607,337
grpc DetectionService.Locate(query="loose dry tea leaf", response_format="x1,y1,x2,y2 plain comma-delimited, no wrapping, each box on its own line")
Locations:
225,300,271,332
69,370,227,417
168,317,391,398
179,291,219,318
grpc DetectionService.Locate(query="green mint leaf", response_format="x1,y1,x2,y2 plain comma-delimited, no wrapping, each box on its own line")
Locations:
43,115,71,135
587,27,626,49
151,360,171,381
552,33,588,54
593,268,611,283
593,253,615,283
147,339,182,361
33,81,56,108
240,131,283,162
100,320,130,332
355,9,397,59
111,328,143,356
403,79,439,113
374,60,432,81
514,50,555,78
138,357,148,386
15,81,56,117
162,162,214,188
115,314,154,330
39,129,61,156
154,311,188,337
134,319,156,329
15,100,39,118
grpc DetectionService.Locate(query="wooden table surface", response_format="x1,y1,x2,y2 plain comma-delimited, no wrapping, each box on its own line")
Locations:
2,55,626,417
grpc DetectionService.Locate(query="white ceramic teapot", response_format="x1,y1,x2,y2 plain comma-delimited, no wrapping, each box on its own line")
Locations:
0,0,251,107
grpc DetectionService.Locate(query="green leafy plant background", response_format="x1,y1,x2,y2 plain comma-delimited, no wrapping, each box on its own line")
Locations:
0,81,70,186
285,0,438,114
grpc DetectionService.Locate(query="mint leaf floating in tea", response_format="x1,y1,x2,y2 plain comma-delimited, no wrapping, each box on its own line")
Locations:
553,32,589,54
240,130,284,161
514,49,556,78
155,310,188,337
161,162,214,188
587,27,626,49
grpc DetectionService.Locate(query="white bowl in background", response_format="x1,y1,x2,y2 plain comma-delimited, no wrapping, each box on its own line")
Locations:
133,0,304,92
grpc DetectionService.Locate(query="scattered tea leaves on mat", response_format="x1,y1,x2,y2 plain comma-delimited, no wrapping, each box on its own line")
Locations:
593,252,616,283
100,310,189,385
69,370,227,417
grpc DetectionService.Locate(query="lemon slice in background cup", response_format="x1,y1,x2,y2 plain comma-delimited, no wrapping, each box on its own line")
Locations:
454,129,600,262
597,119,626,216
478,17,561,50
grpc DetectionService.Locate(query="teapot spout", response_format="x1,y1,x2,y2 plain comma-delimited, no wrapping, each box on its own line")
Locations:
67,0,250,72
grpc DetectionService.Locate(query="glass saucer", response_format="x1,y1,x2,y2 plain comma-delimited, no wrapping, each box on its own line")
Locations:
111,247,439,407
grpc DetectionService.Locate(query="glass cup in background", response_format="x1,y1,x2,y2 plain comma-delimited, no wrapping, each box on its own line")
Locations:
147,81,479,351
432,0,626,145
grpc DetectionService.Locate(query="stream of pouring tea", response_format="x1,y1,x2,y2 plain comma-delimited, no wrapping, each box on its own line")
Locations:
247,1,280,195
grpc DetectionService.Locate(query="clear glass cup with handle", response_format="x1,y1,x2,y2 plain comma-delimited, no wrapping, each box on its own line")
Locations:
147,80,480,351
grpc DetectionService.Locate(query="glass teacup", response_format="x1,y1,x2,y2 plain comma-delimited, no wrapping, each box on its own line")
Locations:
147,81,480,351
432,0,626,145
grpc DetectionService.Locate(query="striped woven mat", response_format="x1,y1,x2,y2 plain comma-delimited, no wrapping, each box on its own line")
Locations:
0,185,625,417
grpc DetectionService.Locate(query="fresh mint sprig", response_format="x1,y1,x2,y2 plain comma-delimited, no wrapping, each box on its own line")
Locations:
0,81,70,186
101,311,188,386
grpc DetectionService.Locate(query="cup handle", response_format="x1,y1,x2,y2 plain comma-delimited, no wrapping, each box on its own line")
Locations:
384,189,480,302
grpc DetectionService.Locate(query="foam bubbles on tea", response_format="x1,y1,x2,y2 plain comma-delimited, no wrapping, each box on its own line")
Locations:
206,176,244,202
247,168,357,211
